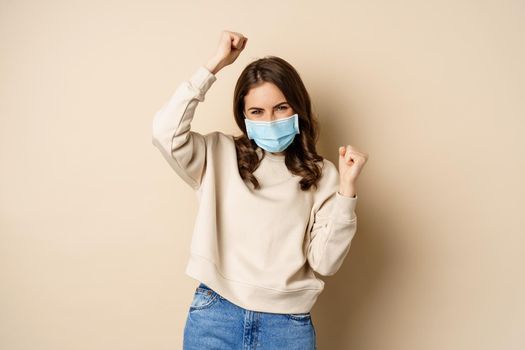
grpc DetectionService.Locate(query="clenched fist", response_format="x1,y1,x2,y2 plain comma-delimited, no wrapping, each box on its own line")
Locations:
338,145,369,197
205,30,248,75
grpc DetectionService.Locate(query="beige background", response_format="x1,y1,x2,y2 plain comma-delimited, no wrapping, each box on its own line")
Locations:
1,0,524,349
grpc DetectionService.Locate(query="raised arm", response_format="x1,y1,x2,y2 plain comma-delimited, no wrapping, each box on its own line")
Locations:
151,30,248,190
151,66,217,190
307,161,358,276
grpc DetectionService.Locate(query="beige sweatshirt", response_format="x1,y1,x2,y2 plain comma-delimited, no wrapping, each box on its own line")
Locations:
151,65,358,314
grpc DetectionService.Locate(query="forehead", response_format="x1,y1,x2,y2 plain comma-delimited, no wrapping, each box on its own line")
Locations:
244,82,287,107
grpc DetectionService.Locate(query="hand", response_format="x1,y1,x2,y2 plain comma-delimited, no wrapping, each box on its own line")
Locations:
338,145,369,196
205,30,248,74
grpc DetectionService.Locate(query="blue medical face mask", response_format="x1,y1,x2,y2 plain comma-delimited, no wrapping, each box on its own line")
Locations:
244,113,300,153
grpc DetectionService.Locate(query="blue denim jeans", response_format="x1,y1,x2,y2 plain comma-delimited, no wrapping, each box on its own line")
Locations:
183,282,317,349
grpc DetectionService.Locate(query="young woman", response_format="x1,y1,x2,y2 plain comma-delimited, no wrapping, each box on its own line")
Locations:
152,30,369,350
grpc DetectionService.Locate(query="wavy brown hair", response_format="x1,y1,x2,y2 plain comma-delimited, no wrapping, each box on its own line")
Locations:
232,56,324,191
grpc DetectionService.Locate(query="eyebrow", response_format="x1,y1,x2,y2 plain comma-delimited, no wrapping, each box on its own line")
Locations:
247,101,288,111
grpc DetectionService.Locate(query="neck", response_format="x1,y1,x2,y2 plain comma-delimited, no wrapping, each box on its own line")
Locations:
264,150,285,157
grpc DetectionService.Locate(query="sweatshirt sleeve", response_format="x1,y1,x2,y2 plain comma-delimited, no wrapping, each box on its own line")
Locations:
151,66,217,190
307,162,358,276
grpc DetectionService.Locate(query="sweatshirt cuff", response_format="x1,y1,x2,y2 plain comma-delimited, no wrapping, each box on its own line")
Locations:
189,66,218,100
333,192,357,221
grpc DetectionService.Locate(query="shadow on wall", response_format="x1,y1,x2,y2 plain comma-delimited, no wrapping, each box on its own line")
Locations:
312,88,408,349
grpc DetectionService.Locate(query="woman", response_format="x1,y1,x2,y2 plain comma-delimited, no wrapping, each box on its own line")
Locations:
152,30,369,350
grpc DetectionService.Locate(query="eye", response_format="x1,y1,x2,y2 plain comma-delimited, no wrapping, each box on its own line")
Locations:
277,105,288,110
